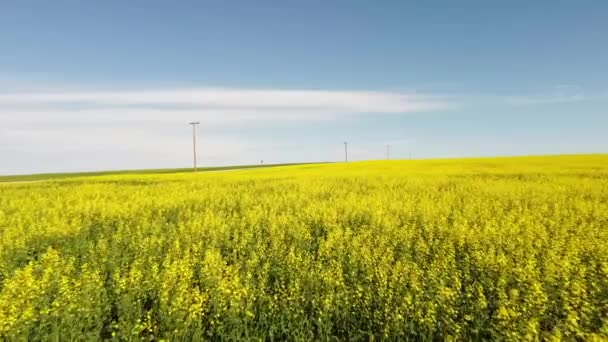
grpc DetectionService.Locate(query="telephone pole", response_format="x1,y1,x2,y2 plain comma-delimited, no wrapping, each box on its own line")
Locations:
189,122,200,171
344,141,348,162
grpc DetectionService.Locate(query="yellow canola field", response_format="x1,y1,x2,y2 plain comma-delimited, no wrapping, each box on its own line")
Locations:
0,155,607,341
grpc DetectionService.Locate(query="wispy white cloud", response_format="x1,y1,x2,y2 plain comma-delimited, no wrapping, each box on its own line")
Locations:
0,108,337,127
0,87,447,114
504,84,588,106
446,84,608,109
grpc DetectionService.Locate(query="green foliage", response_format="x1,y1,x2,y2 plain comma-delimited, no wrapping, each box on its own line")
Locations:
0,155,607,341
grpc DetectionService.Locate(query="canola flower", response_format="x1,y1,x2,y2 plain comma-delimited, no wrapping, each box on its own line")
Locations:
0,155,607,341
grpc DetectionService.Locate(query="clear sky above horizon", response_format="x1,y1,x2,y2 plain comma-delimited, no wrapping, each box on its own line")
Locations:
1,1,607,174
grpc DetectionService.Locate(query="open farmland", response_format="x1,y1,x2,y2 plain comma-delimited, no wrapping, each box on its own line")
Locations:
0,155,607,340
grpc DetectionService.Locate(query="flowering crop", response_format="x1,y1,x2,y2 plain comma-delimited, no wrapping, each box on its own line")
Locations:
0,155,607,340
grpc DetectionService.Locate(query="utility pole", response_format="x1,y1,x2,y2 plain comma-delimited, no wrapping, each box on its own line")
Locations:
189,122,200,171
344,141,348,162
386,144,390,160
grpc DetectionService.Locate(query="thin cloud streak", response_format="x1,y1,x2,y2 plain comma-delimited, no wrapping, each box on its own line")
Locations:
0,108,339,127
0,87,448,114
504,85,587,106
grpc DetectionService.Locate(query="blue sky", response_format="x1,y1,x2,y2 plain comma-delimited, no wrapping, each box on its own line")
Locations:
1,1,607,174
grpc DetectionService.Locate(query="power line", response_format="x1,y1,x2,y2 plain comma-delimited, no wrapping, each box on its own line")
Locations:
344,141,348,162
188,122,200,171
